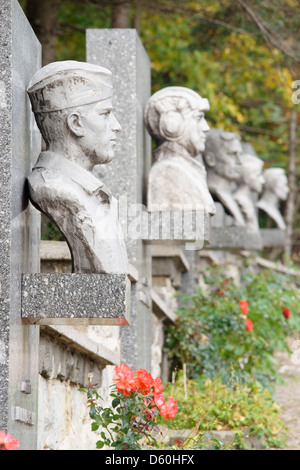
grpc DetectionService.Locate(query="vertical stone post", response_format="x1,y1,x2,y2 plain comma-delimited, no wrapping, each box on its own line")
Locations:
0,0,41,449
86,29,152,371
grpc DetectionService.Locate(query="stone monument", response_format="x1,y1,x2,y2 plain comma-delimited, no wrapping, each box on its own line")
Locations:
234,153,265,233
1,7,132,450
203,129,263,249
203,128,245,226
257,167,289,230
86,29,152,370
143,87,215,314
144,86,216,216
22,60,130,325
85,31,212,371
0,0,41,448
27,60,128,275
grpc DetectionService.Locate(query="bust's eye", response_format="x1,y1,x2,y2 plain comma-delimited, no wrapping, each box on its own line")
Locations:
99,109,112,117
196,113,204,121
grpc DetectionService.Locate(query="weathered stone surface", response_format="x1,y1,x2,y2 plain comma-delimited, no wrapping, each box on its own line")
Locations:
144,86,215,216
37,347,117,450
260,228,285,247
40,239,139,282
86,29,152,371
203,129,245,227
40,325,119,369
152,244,190,289
209,203,263,250
209,226,263,250
21,273,130,325
27,60,128,275
0,0,41,449
233,153,265,233
39,328,112,384
141,210,210,247
257,167,289,230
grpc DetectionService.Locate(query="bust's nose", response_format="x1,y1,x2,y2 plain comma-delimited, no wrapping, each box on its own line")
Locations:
111,113,121,133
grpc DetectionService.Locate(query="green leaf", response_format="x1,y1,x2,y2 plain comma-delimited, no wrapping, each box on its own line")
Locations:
112,398,120,408
91,422,99,432
96,440,105,449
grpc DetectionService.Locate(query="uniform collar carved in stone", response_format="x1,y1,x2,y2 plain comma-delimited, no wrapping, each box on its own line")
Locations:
33,151,112,203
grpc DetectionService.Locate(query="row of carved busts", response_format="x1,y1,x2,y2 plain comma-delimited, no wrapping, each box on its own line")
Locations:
144,86,289,232
26,61,288,274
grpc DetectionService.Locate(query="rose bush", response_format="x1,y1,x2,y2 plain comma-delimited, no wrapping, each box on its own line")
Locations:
166,265,300,388
79,363,177,450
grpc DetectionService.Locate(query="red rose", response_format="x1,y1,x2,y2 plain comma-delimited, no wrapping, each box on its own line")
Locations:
134,368,154,395
0,431,20,450
282,308,291,319
153,392,165,409
159,397,178,420
239,300,249,315
113,363,135,396
153,376,163,395
245,319,253,332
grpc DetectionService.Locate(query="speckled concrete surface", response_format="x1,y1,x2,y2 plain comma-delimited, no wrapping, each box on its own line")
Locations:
21,273,130,325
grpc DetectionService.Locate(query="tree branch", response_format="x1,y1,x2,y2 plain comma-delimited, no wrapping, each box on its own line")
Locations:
232,0,299,64
284,109,297,260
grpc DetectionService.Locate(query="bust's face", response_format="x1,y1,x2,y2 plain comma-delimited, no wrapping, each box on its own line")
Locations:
78,98,121,167
182,108,210,156
214,138,243,181
245,163,265,193
273,174,289,200
248,170,265,193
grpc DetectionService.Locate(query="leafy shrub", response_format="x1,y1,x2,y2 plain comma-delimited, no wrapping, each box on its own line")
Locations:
159,371,287,449
166,265,300,388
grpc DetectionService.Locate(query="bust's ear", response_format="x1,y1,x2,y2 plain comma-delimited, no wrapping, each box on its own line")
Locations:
67,112,85,137
204,152,216,167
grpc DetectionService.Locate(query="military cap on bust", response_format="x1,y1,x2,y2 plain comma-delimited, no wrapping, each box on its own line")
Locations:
27,60,113,114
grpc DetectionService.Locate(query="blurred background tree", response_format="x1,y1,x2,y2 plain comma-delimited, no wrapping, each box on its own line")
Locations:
19,0,300,262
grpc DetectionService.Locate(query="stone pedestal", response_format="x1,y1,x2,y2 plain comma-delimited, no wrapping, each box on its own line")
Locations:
260,229,285,247
208,203,263,250
0,0,41,449
22,273,130,325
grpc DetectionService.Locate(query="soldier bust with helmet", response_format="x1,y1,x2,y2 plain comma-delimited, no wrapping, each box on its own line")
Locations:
144,86,216,216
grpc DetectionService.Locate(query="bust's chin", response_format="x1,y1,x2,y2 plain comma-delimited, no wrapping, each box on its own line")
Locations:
103,153,114,164
92,152,114,167
188,139,206,157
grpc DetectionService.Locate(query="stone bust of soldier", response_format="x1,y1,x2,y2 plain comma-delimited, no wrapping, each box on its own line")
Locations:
144,86,216,216
234,153,265,233
27,60,128,274
256,167,289,230
202,129,245,226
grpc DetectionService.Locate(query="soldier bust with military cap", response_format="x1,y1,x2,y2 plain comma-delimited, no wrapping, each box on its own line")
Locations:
27,60,128,274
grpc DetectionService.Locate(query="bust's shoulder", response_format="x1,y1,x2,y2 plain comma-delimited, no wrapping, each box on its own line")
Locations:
29,166,75,193
28,167,85,215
